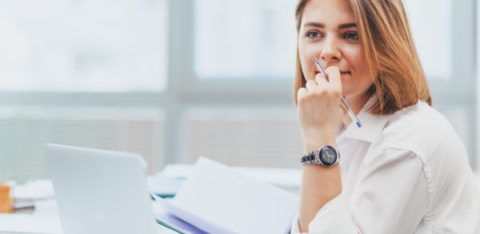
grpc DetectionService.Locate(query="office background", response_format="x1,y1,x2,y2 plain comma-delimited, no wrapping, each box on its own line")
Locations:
0,0,477,182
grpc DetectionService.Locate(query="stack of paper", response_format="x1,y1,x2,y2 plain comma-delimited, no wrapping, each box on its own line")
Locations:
12,180,55,209
155,158,299,234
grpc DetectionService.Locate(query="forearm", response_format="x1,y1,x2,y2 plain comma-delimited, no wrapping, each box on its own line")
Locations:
295,66,345,232
298,163,342,232
298,137,342,232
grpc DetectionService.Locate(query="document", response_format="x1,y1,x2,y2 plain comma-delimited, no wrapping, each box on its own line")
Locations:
155,157,299,234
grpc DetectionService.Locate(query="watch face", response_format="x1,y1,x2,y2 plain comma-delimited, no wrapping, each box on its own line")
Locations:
320,146,337,166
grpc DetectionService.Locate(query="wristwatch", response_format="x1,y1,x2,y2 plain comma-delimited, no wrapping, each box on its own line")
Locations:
301,145,340,167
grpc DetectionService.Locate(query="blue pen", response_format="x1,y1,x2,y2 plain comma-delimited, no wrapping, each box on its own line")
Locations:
311,55,362,128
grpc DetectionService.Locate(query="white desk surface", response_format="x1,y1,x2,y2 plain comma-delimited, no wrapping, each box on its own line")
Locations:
0,199,177,234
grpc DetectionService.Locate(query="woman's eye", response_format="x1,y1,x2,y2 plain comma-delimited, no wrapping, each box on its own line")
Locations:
343,31,359,40
305,31,321,40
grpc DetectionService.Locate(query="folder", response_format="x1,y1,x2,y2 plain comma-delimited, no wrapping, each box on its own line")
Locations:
154,157,299,234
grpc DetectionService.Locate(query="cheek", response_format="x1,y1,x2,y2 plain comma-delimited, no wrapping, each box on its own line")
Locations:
343,48,372,90
299,42,321,81
301,60,315,81
342,47,364,71
298,47,313,80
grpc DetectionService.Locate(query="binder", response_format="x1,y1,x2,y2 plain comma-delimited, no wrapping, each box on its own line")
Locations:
154,158,299,234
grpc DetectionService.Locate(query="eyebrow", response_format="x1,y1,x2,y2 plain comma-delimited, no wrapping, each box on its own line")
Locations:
303,22,357,29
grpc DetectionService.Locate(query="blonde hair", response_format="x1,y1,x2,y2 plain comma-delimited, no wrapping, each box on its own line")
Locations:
294,0,432,114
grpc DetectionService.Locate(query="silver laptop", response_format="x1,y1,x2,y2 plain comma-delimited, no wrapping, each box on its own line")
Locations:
46,144,159,234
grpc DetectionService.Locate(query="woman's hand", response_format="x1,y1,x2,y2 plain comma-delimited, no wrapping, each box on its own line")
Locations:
297,66,345,153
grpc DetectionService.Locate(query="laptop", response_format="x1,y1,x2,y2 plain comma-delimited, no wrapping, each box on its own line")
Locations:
46,144,161,234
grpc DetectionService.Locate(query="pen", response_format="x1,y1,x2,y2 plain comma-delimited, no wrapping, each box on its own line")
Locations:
311,55,362,128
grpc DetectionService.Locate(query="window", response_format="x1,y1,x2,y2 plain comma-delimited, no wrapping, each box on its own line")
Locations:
182,107,301,168
194,0,297,79
0,0,477,182
0,107,164,181
404,0,452,80
0,0,167,92
0,0,168,182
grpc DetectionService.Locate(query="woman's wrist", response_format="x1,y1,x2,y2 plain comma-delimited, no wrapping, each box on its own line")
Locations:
303,131,336,154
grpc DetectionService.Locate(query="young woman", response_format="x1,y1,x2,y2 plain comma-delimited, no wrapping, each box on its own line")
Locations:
292,0,480,233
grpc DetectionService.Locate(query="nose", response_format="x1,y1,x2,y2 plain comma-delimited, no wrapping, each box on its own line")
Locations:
319,36,342,64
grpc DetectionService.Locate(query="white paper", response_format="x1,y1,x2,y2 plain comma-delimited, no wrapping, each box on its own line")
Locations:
162,157,299,234
159,164,301,190
13,180,55,200
157,198,232,234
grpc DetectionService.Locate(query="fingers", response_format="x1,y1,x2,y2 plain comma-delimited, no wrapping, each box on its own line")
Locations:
313,66,341,92
297,87,307,103
339,102,347,115
299,66,342,101
305,79,316,91
315,73,328,87
324,66,342,92
306,78,328,95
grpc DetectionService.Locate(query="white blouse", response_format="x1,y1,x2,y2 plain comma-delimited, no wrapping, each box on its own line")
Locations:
292,101,480,233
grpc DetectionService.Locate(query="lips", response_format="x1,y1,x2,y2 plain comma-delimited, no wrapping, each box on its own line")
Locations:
315,71,351,75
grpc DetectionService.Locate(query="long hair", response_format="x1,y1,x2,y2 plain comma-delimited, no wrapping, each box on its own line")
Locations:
294,0,432,114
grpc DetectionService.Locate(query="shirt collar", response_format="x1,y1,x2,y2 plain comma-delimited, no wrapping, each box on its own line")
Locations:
337,97,393,143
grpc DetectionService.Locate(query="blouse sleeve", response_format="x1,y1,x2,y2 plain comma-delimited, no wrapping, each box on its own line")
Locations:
292,148,429,233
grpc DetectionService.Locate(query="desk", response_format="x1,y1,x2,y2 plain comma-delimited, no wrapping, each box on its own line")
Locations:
0,199,178,234
0,166,301,233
